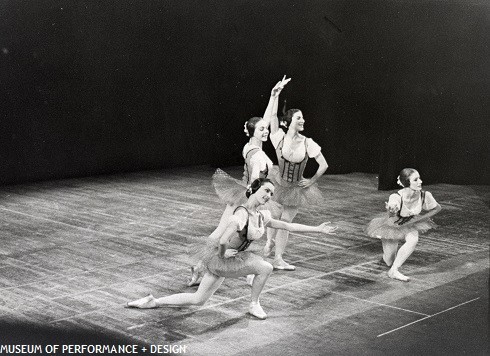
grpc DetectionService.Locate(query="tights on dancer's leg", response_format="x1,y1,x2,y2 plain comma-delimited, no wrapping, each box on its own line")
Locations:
387,231,419,281
130,259,273,319
156,274,224,306
129,274,224,308
273,206,298,269
263,207,283,257
381,239,398,266
263,227,277,256
249,261,273,303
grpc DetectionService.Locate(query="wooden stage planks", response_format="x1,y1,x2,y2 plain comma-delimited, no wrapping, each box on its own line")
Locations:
0,166,488,355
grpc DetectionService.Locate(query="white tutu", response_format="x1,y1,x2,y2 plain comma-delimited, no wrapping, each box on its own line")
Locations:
212,168,283,217
366,213,437,241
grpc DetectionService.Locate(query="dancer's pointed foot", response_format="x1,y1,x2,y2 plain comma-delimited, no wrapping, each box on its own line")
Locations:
273,259,296,271
246,274,255,286
248,302,267,320
388,269,410,282
263,240,275,257
187,266,201,287
127,294,158,309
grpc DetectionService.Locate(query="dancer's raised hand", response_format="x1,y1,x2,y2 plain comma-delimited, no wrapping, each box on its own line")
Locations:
271,75,291,97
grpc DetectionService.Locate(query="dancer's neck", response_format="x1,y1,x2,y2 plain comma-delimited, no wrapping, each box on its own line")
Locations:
286,129,300,139
402,188,418,200
244,199,260,211
249,137,263,148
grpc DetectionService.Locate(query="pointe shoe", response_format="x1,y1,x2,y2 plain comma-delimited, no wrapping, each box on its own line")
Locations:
187,266,201,287
273,260,296,271
388,270,410,282
248,302,267,320
246,274,255,286
127,294,158,309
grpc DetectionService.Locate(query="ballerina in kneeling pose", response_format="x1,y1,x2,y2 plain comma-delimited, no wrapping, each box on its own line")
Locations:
366,168,442,281
128,178,337,320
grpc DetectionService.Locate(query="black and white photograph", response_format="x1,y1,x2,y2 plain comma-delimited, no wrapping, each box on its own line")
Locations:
0,1,488,355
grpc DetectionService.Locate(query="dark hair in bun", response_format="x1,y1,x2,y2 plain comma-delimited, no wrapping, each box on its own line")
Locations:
279,109,301,131
398,168,418,187
244,117,264,137
246,178,274,198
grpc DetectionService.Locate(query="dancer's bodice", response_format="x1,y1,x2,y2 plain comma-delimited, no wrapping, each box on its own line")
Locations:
242,144,273,184
228,206,267,252
388,190,438,225
275,135,309,183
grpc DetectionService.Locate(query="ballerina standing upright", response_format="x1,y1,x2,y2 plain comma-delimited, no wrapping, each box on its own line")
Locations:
264,76,329,271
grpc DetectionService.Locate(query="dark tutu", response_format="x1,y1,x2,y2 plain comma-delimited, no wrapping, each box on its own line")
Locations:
188,235,263,277
270,168,324,208
212,168,283,218
365,213,438,241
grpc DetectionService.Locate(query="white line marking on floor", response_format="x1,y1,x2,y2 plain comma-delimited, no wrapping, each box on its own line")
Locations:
377,297,481,337
423,236,487,249
330,291,429,316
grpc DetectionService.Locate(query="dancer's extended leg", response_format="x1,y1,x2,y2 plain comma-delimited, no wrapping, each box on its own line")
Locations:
129,273,224,308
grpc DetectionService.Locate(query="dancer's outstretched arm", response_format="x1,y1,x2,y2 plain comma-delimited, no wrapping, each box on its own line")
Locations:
267,219,337,235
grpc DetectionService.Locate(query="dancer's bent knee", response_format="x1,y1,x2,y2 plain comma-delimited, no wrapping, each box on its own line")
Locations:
405,232,419,245
256,261,273,275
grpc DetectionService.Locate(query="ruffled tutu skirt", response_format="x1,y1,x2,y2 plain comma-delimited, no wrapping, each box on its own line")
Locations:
270,168,324,208
212,168,248,206
188,236,264,277
212,168,283,218
365,213,438,241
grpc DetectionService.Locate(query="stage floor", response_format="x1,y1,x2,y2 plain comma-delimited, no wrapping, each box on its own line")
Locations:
0,166,488,355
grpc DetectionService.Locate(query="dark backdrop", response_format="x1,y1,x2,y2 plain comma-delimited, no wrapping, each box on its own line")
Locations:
1,0,488,188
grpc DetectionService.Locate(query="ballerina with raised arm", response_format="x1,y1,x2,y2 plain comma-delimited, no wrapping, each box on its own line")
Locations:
187,79,291,286
128,178,337,320
263,76,329,271
366,168,442,281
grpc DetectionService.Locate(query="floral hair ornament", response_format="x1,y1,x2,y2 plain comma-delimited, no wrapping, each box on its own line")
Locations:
246,184,253,194
243,121,249,137
396,176,404,187
279,120,288,128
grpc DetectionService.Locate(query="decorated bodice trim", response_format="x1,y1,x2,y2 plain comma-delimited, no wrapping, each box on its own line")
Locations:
394,190,426,225
276,137,308,183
